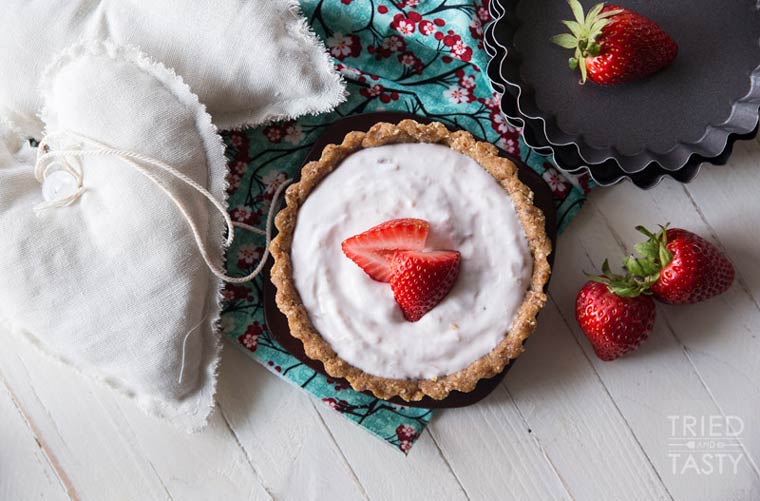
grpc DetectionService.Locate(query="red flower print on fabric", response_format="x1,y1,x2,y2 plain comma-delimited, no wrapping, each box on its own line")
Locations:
444,86,473,104
396,424,420,452
490,111,515,135
497,135,520,156
435,31,473,62
543,166,570,197
335,64,363,83
383,35,405,53
237,244,264,269
361,84,384,97
263,171,289,199
326,33,362,60
396,424,419,441
239,321,264,352
369,35,407,60
477,5,490,22
460,74,476,89
228,131,246,149
263,125,284,144
399,51,424,74
322,397,354,413
230,160,248,176
576,172,593,194
226,173,242,193
469,17,484,41
222,284,254,302
390,12,421,37
419,20,434,35
481,92,501,111
392,16,415,36
261,121,303,145
230,205,260,226
360,83,399,104
450,39,473,62
326,377,350,391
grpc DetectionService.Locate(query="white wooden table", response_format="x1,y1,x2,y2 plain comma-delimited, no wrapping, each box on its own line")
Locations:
2,137,759,501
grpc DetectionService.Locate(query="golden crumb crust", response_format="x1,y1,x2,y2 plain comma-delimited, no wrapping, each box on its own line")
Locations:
270,119,552,401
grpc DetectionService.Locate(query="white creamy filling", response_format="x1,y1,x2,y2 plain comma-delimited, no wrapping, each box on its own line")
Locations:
291,143,532,379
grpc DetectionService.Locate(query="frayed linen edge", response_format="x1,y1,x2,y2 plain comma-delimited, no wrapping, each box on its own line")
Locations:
29,38,228,433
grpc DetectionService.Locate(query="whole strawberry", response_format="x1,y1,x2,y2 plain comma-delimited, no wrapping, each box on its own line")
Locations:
552,1,678,85
625,226,735,304
576,261,656,361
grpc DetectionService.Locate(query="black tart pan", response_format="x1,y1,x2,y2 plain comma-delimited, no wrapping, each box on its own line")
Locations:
484,0,760,187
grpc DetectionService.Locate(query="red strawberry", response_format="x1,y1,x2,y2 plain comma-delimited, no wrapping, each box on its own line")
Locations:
341,218,429,282
552,1,678,85
389,250,461,322
624,226,735,304
576,266,656,361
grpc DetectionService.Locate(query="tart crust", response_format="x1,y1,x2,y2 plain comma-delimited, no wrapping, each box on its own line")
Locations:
270,119,552,401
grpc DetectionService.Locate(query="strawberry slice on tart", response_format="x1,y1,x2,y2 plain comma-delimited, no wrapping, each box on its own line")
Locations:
390,250,461,322
341,218,461,321
341,218,429,282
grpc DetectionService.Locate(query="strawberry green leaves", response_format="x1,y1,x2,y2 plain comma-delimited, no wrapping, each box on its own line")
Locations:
587,224,673,298
587,259,654,298
550,0,623,84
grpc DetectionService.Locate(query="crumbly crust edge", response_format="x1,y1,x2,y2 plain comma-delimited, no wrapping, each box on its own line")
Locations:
270,119,552,401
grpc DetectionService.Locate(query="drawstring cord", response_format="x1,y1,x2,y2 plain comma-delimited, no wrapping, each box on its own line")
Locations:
34,130,290,284
34,131,291,384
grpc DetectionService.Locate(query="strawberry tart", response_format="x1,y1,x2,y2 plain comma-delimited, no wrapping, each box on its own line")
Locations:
270,120,552,401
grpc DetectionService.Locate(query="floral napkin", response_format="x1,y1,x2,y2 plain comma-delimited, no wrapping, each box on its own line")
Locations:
220,0,591,454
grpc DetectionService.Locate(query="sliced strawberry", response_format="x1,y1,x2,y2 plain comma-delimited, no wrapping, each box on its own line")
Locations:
389,250,461,322
341,218,430,282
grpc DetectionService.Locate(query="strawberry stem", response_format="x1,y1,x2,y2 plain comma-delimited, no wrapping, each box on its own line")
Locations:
587,223,677,298
587,259,652,298
550,0,623,84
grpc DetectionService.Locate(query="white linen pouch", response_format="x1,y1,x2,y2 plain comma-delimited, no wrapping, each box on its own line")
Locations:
0,0,345,138
0,40,233,430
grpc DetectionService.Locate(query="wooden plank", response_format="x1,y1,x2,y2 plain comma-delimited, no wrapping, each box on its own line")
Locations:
503,300,671,500
108,399,271,500
426,383,572,500
588,142,760,485
0,326,270,501
550,200,760,499
215,344,368,500
315,404,470,501
0,374,69,501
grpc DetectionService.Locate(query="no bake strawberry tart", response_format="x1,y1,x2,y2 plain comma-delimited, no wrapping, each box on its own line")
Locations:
270,120,552,401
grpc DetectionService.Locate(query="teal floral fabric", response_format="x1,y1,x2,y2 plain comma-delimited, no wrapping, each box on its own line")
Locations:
220,0,590,454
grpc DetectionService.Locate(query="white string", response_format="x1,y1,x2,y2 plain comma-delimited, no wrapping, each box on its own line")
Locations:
34,130,291,284
177,312,209,384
